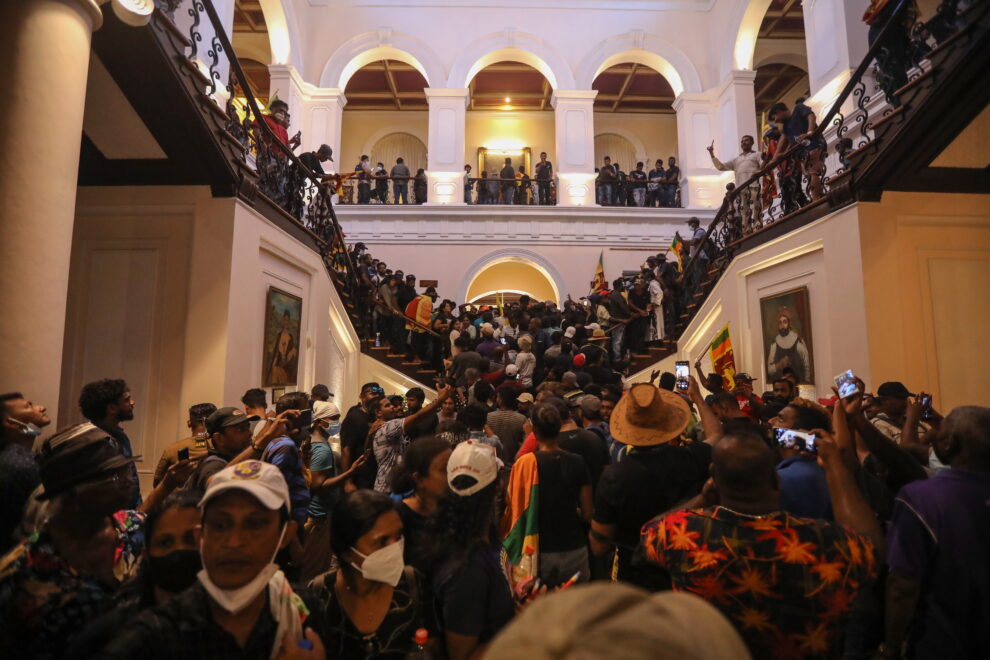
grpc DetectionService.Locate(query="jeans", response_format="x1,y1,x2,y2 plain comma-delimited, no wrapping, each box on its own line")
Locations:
632,188,646,207
357,183,371,204
647,187,661,207
661,184,677,207
503,186,515,204
464,184,472,204
393,184,408,204
537,180,551,205
611,324,625,361
601,183,615,205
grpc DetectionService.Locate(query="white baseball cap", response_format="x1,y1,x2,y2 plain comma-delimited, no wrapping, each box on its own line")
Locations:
312,401,341,421
505,364,519,377
564,326,577,338
199,460,291,512
447,441,499,496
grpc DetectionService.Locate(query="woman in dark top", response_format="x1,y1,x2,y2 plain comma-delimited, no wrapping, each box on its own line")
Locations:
626,276,652,355
391,437,452,569
413,168,427,204
529,400,592,587
423,441,515,660
316,490,429,659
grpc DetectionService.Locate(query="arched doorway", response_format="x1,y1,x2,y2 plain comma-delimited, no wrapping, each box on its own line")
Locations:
464,255,561,306
594,133,637,174
370,132,427,182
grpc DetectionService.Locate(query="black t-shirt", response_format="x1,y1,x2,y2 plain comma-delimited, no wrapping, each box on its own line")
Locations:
396,285,417,312
298,151,326,176
434,542,515,643
340,404,376,489
594,442,711,579
665,165,680,184
599,165,616,181
404,412,438,440
534,450,590,553
558,429,610,490
535,161,553,180
397,501,429,569
629,170,647,188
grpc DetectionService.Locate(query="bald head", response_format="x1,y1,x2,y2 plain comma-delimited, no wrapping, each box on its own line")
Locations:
935,405,990,471
712,428,778,503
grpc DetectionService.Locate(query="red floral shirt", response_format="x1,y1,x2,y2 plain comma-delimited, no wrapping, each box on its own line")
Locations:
641,507,876,659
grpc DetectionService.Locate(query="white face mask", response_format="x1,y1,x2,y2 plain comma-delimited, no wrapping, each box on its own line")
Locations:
198,524,286,614
350,537,405,587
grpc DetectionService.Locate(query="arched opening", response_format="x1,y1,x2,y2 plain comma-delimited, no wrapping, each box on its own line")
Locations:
752,0,809,130
465,260,559,306
594,134,637,174
591,62,678,205
465,61,555,204
338,60,429,201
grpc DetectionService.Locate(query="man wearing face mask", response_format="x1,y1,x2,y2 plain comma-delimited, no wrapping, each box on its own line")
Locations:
299,401,367,583
0,392,51,554
101,460,325,659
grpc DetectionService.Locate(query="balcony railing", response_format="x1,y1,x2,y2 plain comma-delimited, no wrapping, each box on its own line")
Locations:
667,0,966,340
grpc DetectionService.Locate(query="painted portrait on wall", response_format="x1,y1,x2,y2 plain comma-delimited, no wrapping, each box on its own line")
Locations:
263,287,302,388
760,286,815,384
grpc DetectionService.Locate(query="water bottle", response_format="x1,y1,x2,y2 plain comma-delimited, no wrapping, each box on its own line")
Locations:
375,332,382,347
405,628,431,659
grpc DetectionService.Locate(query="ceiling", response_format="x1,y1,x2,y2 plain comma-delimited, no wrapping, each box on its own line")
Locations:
758,0,805,40
344,60,429,110
592,64,675,113
240,58,271,104
233,0,267,33
754,63,808,115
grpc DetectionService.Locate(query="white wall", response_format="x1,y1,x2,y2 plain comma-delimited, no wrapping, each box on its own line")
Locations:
634,205,871,398
64,187,360,494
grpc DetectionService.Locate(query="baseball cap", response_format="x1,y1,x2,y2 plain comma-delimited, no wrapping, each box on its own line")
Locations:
518,393,534,404
877,381,913,398
564,326,576,339
505,364,519,377
37,423,138,500
573,353,587,368
579,395,602,418
206,407,260,435
199,460,291,512
447,440,499,496
312,401,341,421
734,373,756,383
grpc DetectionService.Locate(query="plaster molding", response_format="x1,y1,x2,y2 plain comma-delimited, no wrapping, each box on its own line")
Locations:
447,30,576,89
574,30,704,95
319,28,446,89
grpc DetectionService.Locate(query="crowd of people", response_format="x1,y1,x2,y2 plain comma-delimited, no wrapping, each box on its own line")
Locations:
2,346,986,659
595,155,682,208
351,242,688,382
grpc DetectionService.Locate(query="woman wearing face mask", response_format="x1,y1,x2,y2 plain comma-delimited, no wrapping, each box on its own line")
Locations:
66,491,203,658
300,401,367,584
315,490,430,659
390,437,452,568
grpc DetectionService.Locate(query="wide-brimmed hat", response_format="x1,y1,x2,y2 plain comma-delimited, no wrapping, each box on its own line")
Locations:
610,383,691,446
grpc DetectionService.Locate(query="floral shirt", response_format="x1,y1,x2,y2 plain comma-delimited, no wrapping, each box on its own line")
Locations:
641,507,876,659
0,509,145,659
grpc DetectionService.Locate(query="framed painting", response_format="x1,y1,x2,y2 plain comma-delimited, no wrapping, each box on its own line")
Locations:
262,287,302,388
760,286,815,385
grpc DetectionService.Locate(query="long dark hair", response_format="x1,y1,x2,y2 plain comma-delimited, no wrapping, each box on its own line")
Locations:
330,489,397,563
422,480,498,577
131,490,201,606
390,436,451,494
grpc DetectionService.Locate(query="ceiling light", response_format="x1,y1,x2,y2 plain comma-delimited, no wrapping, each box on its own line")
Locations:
504,97,511,103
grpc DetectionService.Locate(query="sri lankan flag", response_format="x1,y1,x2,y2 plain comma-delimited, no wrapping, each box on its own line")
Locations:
671,233,685,272
590,250,606,293
709,324,737,390
501,452,540,585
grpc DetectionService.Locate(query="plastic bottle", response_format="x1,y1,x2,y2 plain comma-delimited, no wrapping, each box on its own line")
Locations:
405,628,431,659
375,332,382,347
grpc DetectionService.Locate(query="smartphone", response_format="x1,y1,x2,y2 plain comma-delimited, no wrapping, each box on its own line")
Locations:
774,428,817,454
834,370,859,399
499,337,507,345
675,361,690,391
920,395,933,421
177,447,190,462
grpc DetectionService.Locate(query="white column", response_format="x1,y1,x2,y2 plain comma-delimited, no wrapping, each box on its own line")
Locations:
425,88,470,205
0,0,103,423
673,94,723,209
551,90,597,207
803,0,870,114
306,88,347,170
714,70,758,154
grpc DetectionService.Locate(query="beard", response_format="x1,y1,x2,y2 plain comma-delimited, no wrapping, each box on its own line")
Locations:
778,327,790,336
118,409,135,422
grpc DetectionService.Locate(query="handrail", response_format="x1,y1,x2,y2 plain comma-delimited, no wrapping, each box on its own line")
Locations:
373,300,443,338
196,0,361,288
679,0,912,279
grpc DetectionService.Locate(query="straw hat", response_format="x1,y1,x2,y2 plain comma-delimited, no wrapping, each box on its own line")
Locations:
610,383,691,446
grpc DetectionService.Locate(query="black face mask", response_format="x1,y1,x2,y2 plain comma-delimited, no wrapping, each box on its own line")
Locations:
148,549,202,594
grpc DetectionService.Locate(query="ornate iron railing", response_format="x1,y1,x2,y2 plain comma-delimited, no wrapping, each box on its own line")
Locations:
673,0,966,337
164,0,366,331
